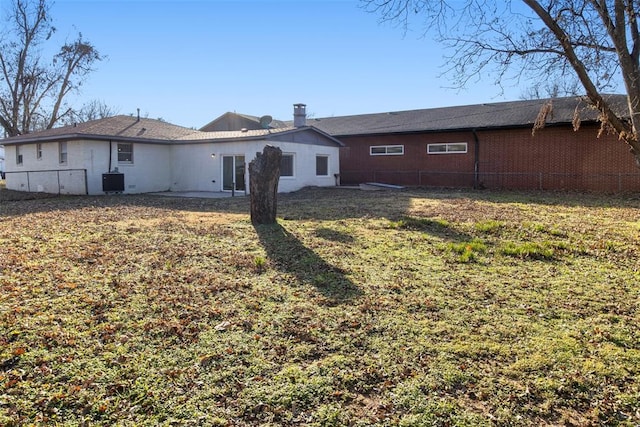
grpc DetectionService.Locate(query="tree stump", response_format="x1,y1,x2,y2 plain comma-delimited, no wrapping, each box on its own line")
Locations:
249,145,282,224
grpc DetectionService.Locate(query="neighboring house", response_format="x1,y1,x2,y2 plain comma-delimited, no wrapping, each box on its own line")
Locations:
200,112,288,132
298,94,640,192
1,105,342,195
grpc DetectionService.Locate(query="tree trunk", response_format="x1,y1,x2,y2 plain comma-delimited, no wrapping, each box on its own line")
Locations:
249,145,282,224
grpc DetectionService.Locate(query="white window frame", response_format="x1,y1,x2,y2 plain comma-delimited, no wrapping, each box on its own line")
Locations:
117,143,133,164
427,142,468,154
370,145,404,156
59,141,68,164
36,143,43,160
315,155,329,176
280,153,295,178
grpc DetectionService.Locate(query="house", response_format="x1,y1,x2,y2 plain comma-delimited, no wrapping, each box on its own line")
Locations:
4,96,640,195
1,104,342,195
295,95,640,192
200,112,288,132
203,95,640,192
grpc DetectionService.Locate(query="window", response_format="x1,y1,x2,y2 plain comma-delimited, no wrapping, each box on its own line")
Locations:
59,141,67,164
280,154,294,177
427,142,468,154
36,143,43,160
316,155,328,176
370,145,404,156
118,143,133,163
16,145,23,165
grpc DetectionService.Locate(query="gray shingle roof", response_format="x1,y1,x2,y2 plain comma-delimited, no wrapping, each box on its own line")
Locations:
301,95,628,136
3,95,629,146
178,126,300,141
1,115,342,146
3,115,198,144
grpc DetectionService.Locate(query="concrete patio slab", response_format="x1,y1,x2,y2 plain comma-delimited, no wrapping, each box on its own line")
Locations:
149,191,246,199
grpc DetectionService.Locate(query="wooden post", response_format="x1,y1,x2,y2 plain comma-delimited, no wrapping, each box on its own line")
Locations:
249,145,282,224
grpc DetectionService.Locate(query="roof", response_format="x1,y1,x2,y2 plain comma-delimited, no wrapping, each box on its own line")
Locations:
3,95,628,146
299,95,629,136
180,125,343,145
2,116,197,145
1,115,343,146
199,111,288,132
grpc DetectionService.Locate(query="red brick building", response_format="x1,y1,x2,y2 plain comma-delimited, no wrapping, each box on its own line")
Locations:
304,95,640,192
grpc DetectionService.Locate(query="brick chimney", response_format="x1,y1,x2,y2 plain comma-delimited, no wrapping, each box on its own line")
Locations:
293,103,306,127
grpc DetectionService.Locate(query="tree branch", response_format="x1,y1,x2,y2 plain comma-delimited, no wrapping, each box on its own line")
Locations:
525,0,639,157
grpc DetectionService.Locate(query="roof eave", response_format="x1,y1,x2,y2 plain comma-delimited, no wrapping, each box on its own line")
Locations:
1,133,178,145
331,120,600,138
182,127,344,146
304,125,345,147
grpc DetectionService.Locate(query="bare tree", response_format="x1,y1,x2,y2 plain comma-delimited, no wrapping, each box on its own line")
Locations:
0,0,102,136
362,0,640,167
520,80,583,100
66,99,118,124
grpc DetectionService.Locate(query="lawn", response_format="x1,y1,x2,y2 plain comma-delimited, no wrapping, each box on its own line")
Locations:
1,187,639,426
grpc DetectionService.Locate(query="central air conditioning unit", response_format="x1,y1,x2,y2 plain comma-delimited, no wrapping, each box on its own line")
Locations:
102,172,124,193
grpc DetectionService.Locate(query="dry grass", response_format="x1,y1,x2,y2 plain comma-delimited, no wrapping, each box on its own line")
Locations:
1,187,639,426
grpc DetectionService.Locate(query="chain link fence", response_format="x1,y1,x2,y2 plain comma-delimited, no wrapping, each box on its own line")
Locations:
5,169,88,195
341,170,640,192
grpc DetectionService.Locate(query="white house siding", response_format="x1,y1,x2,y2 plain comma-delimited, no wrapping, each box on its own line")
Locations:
170,143,220,192
170,140,340,193
4,141,89,194
4,140,173,195
269,141,339,193
81,140,111,194
76,141,172,195
4,134,340,195
104,142,172,194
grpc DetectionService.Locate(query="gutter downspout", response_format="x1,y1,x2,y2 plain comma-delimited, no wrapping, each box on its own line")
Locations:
472,129,480,190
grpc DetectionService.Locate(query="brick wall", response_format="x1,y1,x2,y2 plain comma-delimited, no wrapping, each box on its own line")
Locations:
338,124,640,191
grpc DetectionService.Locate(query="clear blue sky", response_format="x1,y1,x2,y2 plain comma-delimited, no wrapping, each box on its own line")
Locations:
46,0,527,129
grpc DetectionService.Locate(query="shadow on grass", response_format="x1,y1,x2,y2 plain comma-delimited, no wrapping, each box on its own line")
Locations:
3,186,638,220
314,227,355,243
254,222,362,303
390,215,474,243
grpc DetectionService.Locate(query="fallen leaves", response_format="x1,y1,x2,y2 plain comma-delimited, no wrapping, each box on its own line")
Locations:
0,189,639,425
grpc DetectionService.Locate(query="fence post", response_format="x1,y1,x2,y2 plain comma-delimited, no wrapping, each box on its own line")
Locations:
539,172,543,190
619,174,622,192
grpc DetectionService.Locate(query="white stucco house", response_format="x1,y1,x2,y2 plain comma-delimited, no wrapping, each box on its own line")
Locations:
1,104,342,195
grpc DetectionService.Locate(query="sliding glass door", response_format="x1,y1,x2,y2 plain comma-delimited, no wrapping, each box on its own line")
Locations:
222,155,245,192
